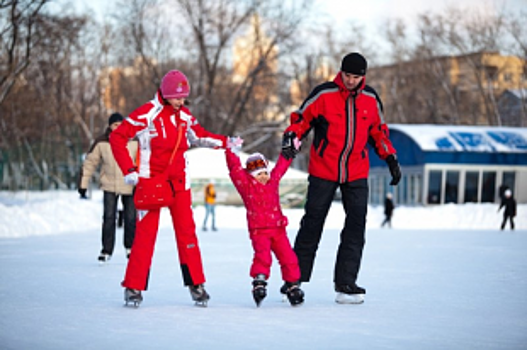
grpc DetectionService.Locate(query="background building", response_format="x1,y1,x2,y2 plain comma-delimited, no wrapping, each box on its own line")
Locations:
369,124,527,205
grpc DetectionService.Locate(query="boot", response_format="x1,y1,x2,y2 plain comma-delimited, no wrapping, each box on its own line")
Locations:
283,281,304,306
124,288,143,307
252,274,267,307
335,283,366,304
189,284,210,307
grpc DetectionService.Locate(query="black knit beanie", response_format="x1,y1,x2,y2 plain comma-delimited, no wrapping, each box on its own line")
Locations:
108,113,124,126
341,52,367,76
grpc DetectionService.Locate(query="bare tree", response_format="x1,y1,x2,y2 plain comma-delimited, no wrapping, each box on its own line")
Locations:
0,0,48,105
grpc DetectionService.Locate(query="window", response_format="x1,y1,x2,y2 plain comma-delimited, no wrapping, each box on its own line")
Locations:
445,171,459,203
428,171,442,204
502,171,516,193
464,171,479,203
409,175,415,205
481,172,496,202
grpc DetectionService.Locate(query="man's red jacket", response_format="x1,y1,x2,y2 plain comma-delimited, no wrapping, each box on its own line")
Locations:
285,73,396,183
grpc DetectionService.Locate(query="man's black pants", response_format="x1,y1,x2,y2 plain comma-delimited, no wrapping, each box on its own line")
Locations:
294,176,368,286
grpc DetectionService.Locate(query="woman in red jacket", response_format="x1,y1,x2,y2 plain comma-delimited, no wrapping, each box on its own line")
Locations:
110,70,231,307
225,145,304,307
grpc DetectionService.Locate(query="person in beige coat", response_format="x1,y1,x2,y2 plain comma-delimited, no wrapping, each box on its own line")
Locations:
78,113,138,263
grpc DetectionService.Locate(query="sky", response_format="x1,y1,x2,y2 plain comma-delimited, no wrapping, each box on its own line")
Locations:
0,189,526,349
66,0,527,31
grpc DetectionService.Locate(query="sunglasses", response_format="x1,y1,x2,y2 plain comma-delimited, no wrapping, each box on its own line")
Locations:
246,158,267,171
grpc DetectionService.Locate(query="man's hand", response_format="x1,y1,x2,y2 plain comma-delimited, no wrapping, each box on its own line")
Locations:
124,172,139,186
78,188,87,199
282,131,300,159
386,154,401,186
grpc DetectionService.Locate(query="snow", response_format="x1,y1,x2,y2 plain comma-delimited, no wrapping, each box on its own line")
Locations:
1,190,526,349
186,148,308,181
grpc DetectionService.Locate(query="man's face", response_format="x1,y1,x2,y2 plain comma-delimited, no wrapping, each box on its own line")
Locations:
341,72,364,91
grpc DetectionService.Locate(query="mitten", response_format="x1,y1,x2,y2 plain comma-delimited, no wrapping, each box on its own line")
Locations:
124,171,139,186
282,131,300,159
227,136,243,155
386,154,401,186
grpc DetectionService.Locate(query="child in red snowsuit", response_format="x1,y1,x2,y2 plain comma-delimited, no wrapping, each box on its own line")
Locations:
225,145,304,306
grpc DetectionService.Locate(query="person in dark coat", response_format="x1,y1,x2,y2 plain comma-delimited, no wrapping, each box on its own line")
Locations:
381,193,395,228
498,189,516,230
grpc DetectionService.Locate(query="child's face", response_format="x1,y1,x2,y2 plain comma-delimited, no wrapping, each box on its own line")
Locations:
254,171,270,184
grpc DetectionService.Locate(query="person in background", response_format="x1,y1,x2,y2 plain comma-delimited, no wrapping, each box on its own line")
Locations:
78,113,138,263
225,141,304,307
110,70,235,307
498,189,516,231
202,180,217,231
281,52,401,304
381,192,395,228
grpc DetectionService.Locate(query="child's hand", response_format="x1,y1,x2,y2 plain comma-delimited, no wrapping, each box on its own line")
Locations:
227,136,243,155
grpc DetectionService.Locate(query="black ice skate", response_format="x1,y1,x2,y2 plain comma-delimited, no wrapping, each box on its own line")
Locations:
98,253,111,265
189,284,210,307
335,284,366,304
283,281,304,306
252,275,267,307
124,288,143,308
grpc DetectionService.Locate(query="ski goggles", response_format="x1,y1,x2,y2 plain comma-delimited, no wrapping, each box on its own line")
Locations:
246,158,267,172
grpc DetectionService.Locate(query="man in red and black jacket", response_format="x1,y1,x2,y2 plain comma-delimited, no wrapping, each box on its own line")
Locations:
282,52,401,304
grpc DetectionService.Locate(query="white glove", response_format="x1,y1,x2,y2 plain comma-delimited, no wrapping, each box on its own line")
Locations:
124,172,139,186
227,136,243,155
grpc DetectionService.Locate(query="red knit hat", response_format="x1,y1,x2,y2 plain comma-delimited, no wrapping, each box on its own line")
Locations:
160,70,190,99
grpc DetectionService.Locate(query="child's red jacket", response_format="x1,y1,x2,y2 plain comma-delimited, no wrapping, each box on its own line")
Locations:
225,148,291,230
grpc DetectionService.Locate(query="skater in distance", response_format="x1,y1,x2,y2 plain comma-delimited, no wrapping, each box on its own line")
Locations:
498,189,516,231
381,192,395,228
202,180,217,231
281,52,401,304
110,70,234,307
78,113,137,263
225,141,304,307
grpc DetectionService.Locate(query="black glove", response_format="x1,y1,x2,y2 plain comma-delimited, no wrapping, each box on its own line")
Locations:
282,131,299,160
386,154,401,186
78,188,87,199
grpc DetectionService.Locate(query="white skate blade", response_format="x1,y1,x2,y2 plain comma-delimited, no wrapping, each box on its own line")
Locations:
335,292,365,304
195,300,208,307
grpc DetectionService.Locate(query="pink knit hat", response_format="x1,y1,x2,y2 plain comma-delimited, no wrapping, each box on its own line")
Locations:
160,70,190,99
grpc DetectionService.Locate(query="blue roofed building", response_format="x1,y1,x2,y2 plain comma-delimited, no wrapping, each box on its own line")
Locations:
369,124,527,205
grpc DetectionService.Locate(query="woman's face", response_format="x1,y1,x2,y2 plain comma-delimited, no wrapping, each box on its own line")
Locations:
167,97,185,110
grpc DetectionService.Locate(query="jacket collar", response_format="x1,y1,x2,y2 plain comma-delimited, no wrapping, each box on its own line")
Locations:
333,72,366,98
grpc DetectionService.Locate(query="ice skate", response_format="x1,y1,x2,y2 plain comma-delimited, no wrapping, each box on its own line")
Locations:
124,288,143,308
335,284,366,304
98,253,111,265
189,284,210,307
283,281,304,306
252,275,267,307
